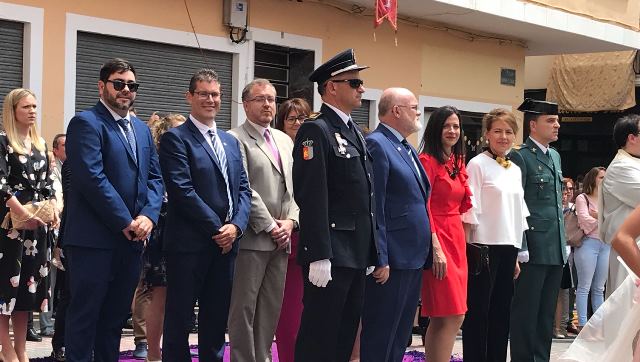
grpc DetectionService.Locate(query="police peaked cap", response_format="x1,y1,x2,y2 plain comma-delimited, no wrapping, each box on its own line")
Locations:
308,49,369,84
517,98,558,115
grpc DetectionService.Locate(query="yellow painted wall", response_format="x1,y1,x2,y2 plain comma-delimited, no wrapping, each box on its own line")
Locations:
2,0,525,143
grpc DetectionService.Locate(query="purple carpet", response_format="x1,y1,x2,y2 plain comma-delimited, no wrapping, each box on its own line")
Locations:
29,344,464,361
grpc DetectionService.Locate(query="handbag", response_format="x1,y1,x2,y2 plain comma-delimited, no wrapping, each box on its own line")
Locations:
1,199,56,230
564,193,590,248
466,243,490,276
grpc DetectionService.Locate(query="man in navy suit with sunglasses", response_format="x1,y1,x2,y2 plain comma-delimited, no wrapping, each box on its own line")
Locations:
65,58,163,362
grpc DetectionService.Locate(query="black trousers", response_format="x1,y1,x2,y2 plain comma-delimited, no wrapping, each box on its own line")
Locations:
163,247,235,362
462,245,517,362
52,267,69,350
295,266,365,362
509,263,563,362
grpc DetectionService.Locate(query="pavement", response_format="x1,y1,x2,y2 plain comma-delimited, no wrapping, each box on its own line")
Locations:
22,330,573,361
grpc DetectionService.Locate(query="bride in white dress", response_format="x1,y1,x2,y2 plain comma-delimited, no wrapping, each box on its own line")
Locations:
561,206,640,362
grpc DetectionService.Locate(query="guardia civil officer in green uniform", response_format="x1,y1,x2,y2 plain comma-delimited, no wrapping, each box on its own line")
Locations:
509,99,567,362
292,49,378,362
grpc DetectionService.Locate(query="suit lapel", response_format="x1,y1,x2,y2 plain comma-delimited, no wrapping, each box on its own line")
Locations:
186,119,222,173
243,121,282,175
321,104,363,152
378,126,427,197
95,102,137,165
526,137,553,172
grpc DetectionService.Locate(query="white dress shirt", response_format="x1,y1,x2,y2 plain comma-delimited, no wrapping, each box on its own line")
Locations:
462,152,530,248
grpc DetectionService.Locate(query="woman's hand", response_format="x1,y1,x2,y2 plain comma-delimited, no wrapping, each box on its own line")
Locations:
514,260,521,280
50,210,60,229
431,233,447,280
21,215,45,230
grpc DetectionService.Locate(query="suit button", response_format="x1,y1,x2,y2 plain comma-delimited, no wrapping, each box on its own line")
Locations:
331,223,336,228
371,192,374,197
530,226,535,230
371,213,374,217
304,247,308,251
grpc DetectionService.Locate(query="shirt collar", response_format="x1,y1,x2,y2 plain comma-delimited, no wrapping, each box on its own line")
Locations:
324,102,350,126
99,99,131,123
381,123,404,143
190,114,217,136
529,136,548,154
246,119,270,137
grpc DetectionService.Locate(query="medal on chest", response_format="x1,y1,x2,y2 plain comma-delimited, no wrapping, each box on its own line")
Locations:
334,133,349,156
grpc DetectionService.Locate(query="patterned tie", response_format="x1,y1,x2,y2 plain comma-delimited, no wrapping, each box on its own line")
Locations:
263,129,282,171
207,130,234,220
116,119,137,163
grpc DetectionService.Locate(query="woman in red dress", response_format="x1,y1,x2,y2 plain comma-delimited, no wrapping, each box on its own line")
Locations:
419,105,472,362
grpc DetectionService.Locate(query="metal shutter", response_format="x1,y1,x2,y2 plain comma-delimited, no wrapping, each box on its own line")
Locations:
0,20,24,109
75,32,234,130
352,99,371,131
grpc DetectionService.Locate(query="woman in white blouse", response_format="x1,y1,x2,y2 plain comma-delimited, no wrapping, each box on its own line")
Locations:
461,108,529,362
574,166,608,331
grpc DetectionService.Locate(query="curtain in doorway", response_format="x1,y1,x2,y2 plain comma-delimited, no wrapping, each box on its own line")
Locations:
546,50,637,112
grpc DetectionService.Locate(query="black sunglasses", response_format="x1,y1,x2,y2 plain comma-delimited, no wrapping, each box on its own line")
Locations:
330,79,364,89
106,80,140,92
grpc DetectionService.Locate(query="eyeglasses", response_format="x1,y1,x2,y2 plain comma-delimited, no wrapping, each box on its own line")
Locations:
193,91,221,100
330,79,364,89
286,115,308,124
248,96,276,104
106,80,139,92
396,105,420,111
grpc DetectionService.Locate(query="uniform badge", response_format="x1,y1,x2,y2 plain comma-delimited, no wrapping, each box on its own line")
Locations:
334,133,348,155
302,139,314,160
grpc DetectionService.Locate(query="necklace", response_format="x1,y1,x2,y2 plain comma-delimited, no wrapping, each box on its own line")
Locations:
486,148,511,168
444,156,459,180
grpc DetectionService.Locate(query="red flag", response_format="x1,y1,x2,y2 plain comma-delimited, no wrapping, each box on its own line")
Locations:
374,0,398,31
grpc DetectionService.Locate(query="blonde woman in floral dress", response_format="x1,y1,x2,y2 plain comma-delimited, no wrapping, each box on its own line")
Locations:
0,88,58,362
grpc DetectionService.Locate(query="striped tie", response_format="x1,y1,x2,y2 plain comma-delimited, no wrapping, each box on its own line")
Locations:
116,119,137,163
208,130,234,220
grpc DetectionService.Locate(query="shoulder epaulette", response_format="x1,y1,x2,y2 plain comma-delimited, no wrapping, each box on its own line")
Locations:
306,112,322,121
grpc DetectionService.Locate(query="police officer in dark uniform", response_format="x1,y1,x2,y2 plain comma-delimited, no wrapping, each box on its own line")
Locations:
509,99,568,362
292,49,378,362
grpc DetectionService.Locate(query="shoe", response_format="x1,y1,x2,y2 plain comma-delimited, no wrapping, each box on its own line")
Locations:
51,348,66,362
26,328,42,342
133,342,148,359
553,332,566,339
566,324,580,335
40,329,55,337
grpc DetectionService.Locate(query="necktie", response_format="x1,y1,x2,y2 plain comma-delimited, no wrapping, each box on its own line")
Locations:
347,118,364,149
116,119,137,163
207,130,234,220
263,129,282,171
402,139,422,176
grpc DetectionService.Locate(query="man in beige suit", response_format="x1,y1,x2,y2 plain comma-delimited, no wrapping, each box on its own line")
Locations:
228,78,299,361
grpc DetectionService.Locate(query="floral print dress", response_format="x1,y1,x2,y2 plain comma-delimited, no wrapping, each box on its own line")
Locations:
0,132,54,314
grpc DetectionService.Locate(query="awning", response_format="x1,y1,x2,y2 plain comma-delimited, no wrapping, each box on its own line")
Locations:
546,50,637,112
523,0,640,31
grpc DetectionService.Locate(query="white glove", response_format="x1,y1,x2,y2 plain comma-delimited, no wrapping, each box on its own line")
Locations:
309,259,332,287
365,266,375,275
517,251,530,263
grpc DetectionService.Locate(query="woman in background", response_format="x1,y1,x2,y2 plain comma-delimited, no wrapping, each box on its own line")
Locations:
143,114,186,362
274,98,310,362
574,166,608,332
